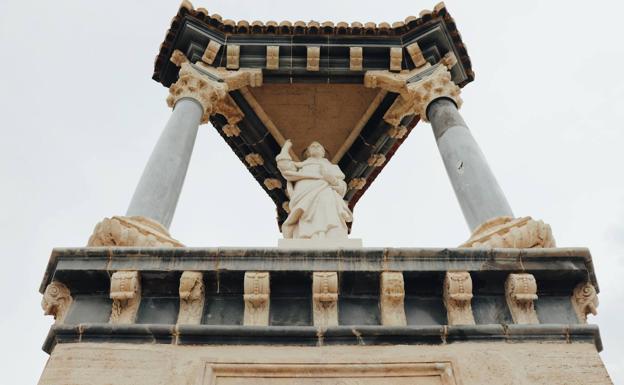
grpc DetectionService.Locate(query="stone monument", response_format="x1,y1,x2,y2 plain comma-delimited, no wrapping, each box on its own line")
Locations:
37,1,613,384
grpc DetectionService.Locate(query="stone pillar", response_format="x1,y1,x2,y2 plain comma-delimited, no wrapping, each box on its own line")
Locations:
126,98,202,229
427,98,513,232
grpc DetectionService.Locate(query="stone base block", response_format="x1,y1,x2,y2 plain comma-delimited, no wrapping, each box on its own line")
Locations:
278,238,363,249
38,342,612,385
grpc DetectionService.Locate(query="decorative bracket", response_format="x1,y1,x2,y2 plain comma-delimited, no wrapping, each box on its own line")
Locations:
380,272,407,326
244,272,270,326
178,271,205,325
505,273,539,324
87,215,183,247
443,271,475,325
364,53,461,125
461,216,556,248
571,282,598,323
312,272,339,327
41,281,73,324
109,271,141,324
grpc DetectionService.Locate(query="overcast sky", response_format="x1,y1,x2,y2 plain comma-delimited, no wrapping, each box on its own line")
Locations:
1,1,622,383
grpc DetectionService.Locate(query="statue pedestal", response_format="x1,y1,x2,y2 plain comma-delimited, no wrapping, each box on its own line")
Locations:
278,238,363,249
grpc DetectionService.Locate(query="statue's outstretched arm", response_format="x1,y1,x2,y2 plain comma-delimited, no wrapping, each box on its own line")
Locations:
276,139,296,173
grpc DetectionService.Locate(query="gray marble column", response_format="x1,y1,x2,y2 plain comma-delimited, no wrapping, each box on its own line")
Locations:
126,98,203,229
427,98,513,231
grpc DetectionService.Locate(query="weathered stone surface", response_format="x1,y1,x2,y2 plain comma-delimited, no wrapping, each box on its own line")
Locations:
243,272,270,326
443,271,475,325
505,273,539,324
109,271,141,324
572,282,599,323
38,342,613,385
88,216,183,247
178,272,205,325
462,216,555,248
380,272,407,326
312,272,338,327
41,281,72,324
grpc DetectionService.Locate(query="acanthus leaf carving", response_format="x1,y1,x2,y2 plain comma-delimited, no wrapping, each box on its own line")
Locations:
178,271,205,325
443,271,475,325
244,272,270,326
505,273,539,324
87,215,183,247
461,216,556,248
41,281,73,324
109,271,141,324
312,272,339,327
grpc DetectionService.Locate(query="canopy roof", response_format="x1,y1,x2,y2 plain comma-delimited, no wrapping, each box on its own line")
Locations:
153,1,474,229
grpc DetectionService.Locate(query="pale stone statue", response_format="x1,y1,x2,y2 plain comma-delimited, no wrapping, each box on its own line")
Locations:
276,140,353,239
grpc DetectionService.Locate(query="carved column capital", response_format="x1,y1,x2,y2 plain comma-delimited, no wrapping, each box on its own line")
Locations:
178,271,205,325
243,272,270,326
505,273,539,324
461,216,556,248
167,50,262,124
41,281,73,324
109,271,141,324
364,53,462,125
380,272,407,326
443,271,475,325
87,215,183,247
312,272,339,327
572,282,598,323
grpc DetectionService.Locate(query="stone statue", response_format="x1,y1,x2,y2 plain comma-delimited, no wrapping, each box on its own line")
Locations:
276,140,353,239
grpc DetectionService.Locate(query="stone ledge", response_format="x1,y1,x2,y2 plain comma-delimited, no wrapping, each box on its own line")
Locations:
43,323,602,354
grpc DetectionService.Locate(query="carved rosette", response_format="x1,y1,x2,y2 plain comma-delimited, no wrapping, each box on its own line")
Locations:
167,50,262,124
364,53,462,126
312,272,339,327
380,272,407,326
571,282,598,323
461,216,556,248
178,271,205,325
41,281,73,324
87,216,183,247
443,271,475,325
505,273,539,324
243,272,270,326
109,271,141,324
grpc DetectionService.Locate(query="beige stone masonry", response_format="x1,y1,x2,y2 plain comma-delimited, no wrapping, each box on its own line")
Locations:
178,272,205,325
244,272,270,326
443,271,475,325
168,50,262,124
41,281,73,324
390,47,403,72
307,46,320,71
222,124,241,137
266,46,280,69
201,40,222,65
388,125,408,139
109,271,141,324
367,153,386,167
406,42,427,68
244,153,264,167
461,216,556,248
505,273,539,324
350,47,363,71
87,215,183,247
380,272,407,326
572,282,599,323
226,45,240,70
263,178,282,190
364,53,461,124
348,178,366,190
312,272,339,327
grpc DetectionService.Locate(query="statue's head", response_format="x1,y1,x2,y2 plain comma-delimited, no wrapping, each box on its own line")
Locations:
303,141,326,159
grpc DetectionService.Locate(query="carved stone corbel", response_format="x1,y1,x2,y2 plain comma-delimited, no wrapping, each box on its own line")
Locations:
380,272,407,326
443,271,475,325
41,281,73,324
177,271,205,325
167,50,262,124
460,216,556,248
87,215,183,247
312,272,339,327
244,272,270,326
364,53,462,125
571,282,598,323
110,271,141,324
505,273,539,324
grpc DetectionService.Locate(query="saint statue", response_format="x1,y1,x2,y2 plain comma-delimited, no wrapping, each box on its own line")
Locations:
276,140,353,239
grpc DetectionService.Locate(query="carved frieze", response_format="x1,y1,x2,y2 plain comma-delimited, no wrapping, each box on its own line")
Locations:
443,271,475,325
312,272,339,327
178,271,205,325
572,282,598,323
505,273,539,324
109,271,141,324
87,215,183,247
244,272,270,326
380,272,407,326
461,216,556,248
41,281,73,324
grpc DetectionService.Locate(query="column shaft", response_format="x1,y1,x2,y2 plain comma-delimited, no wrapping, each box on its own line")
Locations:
126,98,202,228
428,98,513,231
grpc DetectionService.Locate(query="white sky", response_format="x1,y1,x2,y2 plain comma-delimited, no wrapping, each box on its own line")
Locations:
1,1,622,383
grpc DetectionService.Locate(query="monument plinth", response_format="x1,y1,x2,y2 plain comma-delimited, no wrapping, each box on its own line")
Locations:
37,1,612,384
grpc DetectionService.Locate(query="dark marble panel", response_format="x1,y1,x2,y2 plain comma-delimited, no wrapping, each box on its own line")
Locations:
472,295,513,324
141,271,181,296
270,271,312,326
339,297,380,325
136,297,179,324
535,296,579,324
64,295,111,324
405,297,446,325
203,296,244,325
